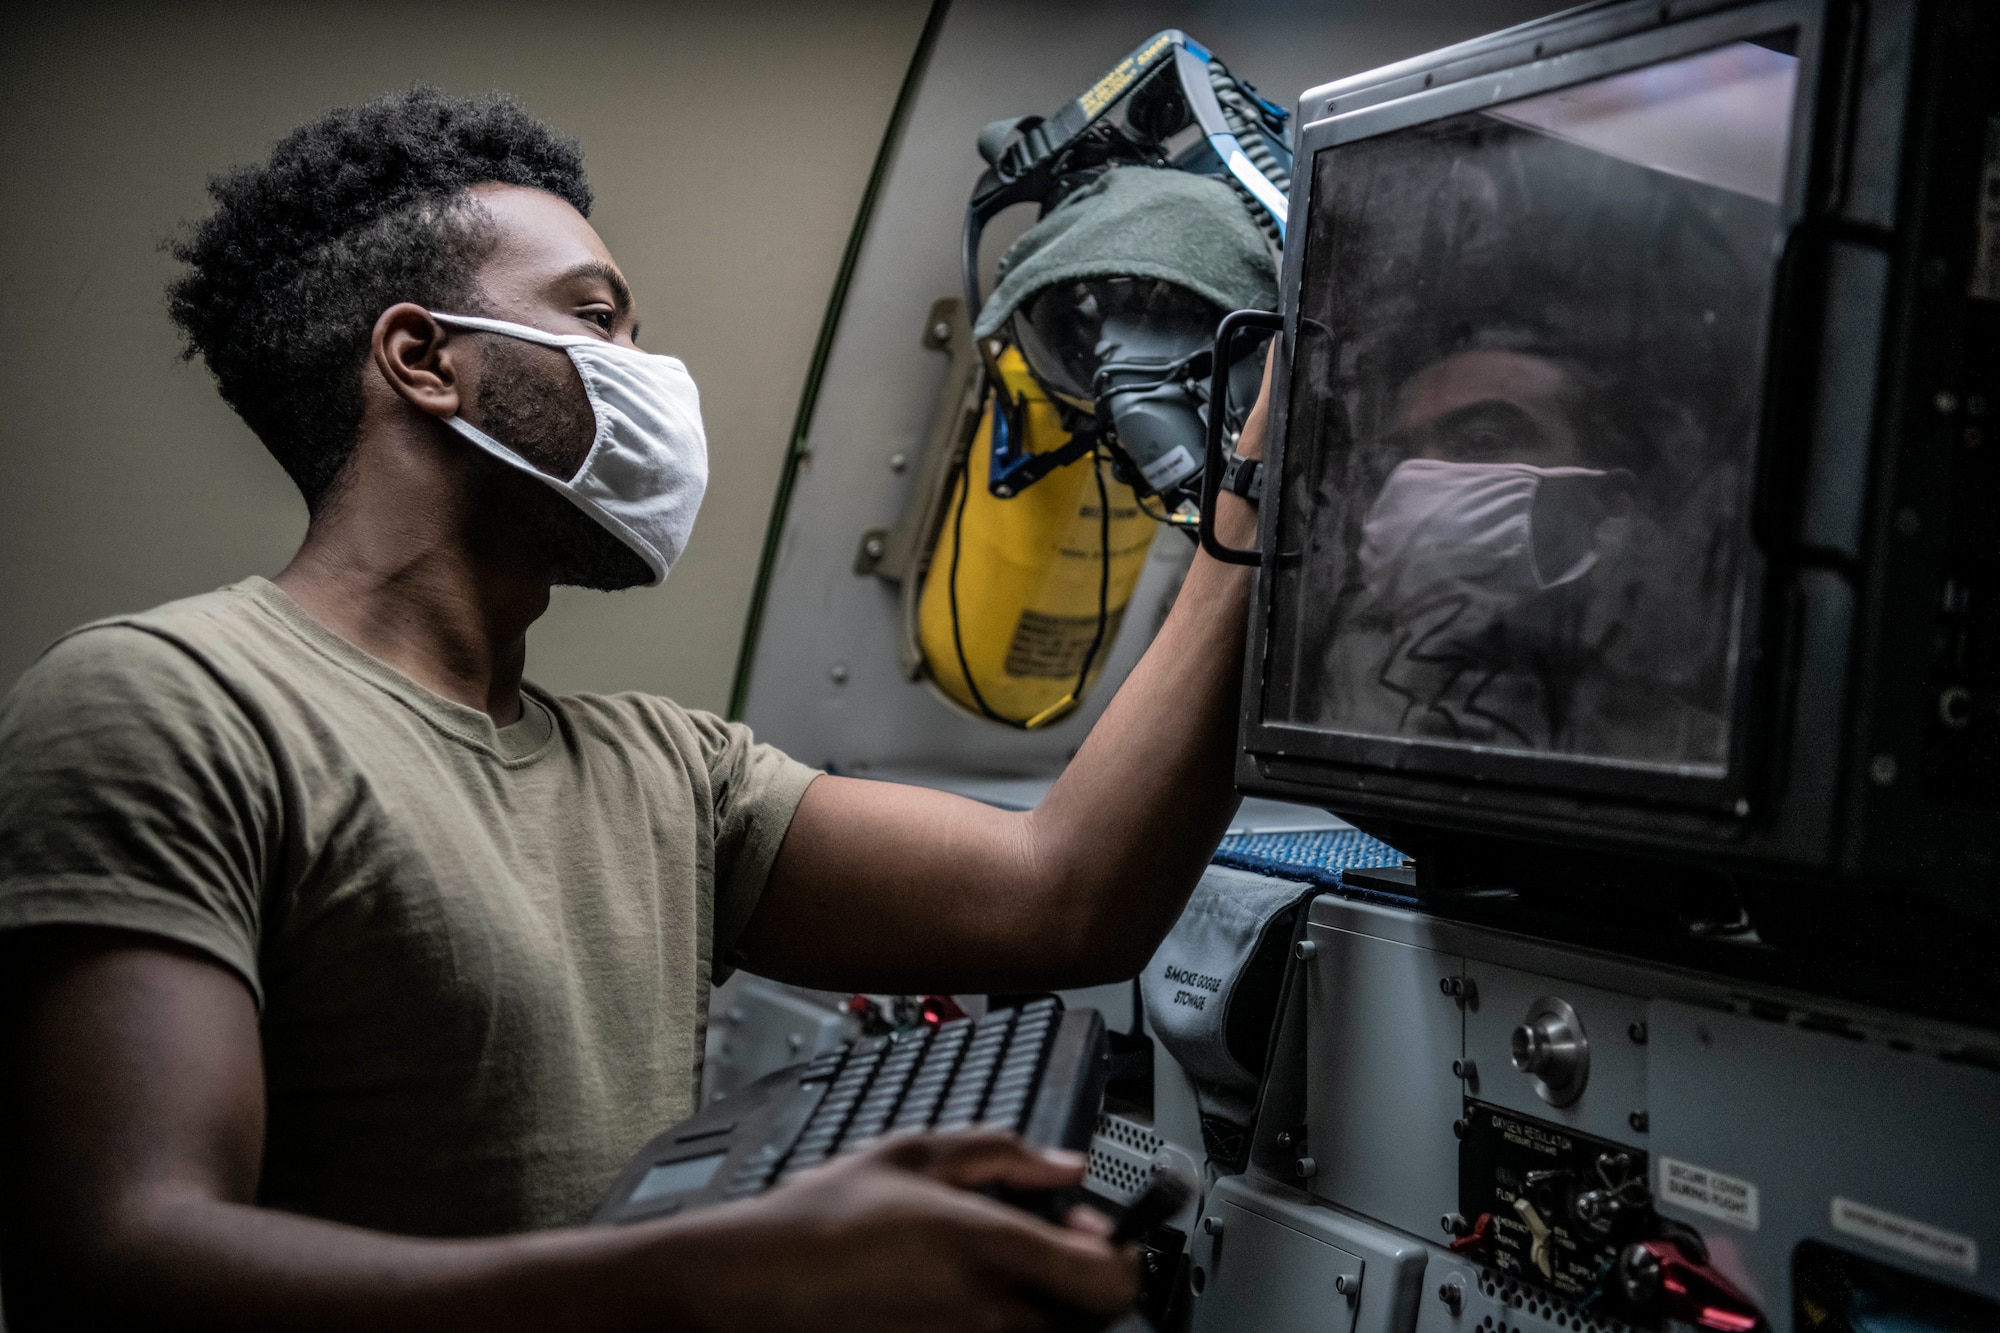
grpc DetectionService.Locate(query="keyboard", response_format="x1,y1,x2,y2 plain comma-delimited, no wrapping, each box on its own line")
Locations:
595,998,1109,1225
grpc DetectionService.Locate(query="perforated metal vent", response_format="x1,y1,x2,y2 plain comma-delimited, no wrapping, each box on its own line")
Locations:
1084,1112,1165,1204
1473,1269,1634,1333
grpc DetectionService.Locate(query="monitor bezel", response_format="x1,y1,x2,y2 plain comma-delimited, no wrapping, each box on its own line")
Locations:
1241,0,1829,818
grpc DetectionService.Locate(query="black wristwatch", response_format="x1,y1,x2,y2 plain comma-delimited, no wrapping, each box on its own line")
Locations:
1220,453,1264,506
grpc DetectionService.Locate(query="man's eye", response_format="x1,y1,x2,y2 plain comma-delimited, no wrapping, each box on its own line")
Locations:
585,309,614,331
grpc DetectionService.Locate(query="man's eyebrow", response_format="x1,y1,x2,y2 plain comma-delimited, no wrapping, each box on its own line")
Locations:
556,261,633,318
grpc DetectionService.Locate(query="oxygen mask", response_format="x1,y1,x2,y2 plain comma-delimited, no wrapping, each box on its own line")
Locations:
1014,276,1222,496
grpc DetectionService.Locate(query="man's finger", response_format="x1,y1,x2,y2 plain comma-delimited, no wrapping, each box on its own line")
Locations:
1064,1203,1114,1238
880,1130,1087,1193
937,1191,1139,1317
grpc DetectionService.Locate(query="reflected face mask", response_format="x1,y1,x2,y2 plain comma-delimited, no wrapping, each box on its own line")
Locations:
1359,458,1626,610
430,312,708,586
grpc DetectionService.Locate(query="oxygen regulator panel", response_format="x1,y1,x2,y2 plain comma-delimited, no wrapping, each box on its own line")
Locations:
1188,895,2000,1333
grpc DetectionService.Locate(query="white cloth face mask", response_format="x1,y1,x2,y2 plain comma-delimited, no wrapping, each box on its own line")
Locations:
1358,458,1627,609
429,311,707,586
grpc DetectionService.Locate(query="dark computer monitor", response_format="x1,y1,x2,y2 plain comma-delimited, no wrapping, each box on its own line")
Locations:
1237,0,2000,925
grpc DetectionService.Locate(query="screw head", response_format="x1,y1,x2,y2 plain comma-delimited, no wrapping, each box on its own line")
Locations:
932,321,952,343
862,535,885,558
1869,753,1898,786
1203,1214,1224,1235
1629,1110,1650,1133
1438,1280,1465,1312
1294,1155,1318,1179
888,452,909,473
1452,1117,1470,1140
1441,1212,1468,1236
1937,390,1963,416
1334,1274,1355,1297
1628,1021,1649,1045
829,663,850,685
1941,686,1974,729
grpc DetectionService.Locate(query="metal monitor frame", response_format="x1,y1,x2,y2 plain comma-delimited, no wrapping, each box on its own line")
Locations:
1232,0,1956,892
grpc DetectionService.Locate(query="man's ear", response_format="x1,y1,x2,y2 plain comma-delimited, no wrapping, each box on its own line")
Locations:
370,303,463,420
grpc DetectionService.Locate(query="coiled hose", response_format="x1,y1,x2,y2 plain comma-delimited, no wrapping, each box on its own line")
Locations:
1209,61,1289,246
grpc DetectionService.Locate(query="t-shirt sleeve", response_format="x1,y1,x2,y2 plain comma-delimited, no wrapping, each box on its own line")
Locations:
0,625,277,1003
678,710,820,971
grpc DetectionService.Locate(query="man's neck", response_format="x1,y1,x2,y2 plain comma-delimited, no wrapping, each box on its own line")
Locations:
273,459,550,728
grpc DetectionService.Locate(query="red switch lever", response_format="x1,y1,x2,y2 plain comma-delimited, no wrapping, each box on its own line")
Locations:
1619,1238,1764,1332
1448,1212,1495,1257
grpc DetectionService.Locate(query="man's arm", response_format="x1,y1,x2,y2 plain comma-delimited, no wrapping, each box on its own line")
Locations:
739,357,1274,993
0,929,1134,1331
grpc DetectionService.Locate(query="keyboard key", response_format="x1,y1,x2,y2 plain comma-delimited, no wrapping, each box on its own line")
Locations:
987,1075,1034,1101
1021,998,1058,1016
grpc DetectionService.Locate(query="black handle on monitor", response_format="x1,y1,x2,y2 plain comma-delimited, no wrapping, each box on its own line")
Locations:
1200,309,1285,567
1749,216,1890,572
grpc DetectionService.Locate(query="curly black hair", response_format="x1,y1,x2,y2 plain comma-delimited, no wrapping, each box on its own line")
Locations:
167,86,592,510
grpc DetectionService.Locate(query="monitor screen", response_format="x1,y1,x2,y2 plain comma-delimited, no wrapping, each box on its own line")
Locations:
1264,37,1800,780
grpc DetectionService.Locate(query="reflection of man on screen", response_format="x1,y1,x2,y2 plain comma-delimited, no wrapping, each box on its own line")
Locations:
1286,40,1798,770
1325,343,1665,757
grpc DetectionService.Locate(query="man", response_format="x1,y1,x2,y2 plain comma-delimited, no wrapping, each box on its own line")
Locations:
0,88,1267,1329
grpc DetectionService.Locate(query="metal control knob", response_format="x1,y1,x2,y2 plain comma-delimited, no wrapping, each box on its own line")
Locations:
1572,1188,1621,1236
1510,996,1589,1106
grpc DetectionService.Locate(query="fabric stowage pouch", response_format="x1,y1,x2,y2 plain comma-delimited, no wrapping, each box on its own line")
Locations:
1140,865,1315,1171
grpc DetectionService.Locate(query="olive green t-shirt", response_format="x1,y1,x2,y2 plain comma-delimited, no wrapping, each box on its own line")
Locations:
0,578,820,1236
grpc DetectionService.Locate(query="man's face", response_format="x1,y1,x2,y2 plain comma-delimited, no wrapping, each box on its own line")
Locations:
451,184,653,591
1379,350,1583,469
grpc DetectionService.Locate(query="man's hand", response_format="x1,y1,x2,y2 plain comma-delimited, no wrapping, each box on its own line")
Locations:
663,1132,1136,1332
